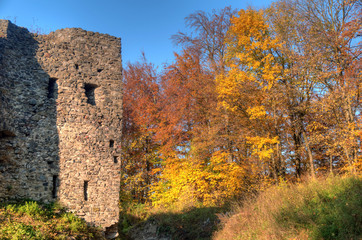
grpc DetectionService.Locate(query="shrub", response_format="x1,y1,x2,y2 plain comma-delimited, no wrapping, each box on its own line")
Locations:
0,222,44,240
0,200,105,240
17,201,46,218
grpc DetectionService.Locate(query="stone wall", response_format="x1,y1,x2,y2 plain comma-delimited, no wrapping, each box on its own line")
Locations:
0,20,123,236
0,20,58,202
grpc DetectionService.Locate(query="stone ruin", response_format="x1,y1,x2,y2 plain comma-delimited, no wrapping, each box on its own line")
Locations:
0,20,123,237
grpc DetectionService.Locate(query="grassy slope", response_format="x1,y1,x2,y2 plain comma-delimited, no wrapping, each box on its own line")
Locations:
0,200,106,240
120,202,227,240
214,175,362,240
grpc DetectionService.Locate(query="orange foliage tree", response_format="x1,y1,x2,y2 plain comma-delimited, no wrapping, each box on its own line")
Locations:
151,7,253,207
121,55,161,203
152,47,247,207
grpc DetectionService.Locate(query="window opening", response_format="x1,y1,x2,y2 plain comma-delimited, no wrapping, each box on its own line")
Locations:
109,140,114,148
52,175,58,198
84,83,98,106
113,156,118,164
47,78,58,99
84,181,89,201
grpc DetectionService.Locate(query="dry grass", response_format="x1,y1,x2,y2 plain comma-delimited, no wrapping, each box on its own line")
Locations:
213,175,362,240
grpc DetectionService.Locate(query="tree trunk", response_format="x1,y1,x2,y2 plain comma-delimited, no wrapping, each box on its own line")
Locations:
303,131,315,178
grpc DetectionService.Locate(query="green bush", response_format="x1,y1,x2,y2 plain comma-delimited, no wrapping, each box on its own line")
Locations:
17,201,46,218
0,222,45,240
60,212,87,232
0,200,105,240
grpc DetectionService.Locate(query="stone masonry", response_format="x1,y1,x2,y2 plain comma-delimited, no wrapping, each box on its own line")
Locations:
0,20,122,236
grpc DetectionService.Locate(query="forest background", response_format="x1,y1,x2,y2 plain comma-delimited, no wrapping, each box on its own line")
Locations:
121,0,362,210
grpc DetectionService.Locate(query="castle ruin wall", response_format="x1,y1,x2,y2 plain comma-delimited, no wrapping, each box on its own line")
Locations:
0,20,123,234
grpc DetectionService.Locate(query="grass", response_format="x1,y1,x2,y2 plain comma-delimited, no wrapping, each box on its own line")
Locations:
119,201,227,240
0,200,106,240
147,206,224,240
214,175,362,240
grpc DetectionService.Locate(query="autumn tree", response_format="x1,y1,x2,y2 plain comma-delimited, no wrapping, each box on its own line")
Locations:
155,47,215,157
217,8,288,180
152,48,234,207
121,55,160,203
219,0,361,180
266,1,320,178
151,7,252,206
172,6,237,73
268,0,362,175
171,7,245,165
297,0,362,174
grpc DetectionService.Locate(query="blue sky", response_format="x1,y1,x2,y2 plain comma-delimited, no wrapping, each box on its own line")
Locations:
0,0,274,68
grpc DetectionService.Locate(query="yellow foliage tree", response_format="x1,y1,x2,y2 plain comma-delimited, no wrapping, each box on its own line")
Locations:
151,150,247,208
217,9,285,180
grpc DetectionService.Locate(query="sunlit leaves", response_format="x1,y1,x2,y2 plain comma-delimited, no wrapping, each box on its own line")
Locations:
247,136,279,160
151,151,247,207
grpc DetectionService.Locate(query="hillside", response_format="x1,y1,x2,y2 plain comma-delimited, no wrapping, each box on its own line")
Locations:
214,175,362,240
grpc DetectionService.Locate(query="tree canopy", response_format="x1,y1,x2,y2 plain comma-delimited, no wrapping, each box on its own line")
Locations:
121,0,362,208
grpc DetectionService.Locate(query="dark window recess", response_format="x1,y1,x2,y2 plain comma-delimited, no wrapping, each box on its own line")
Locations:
47,78,58,99
97,68,103,73
0,130,16,138
75,64,79,70
52,175,58,198
109,140,114,148
84,181,89,201
84,83,98,106
113,156,118,164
